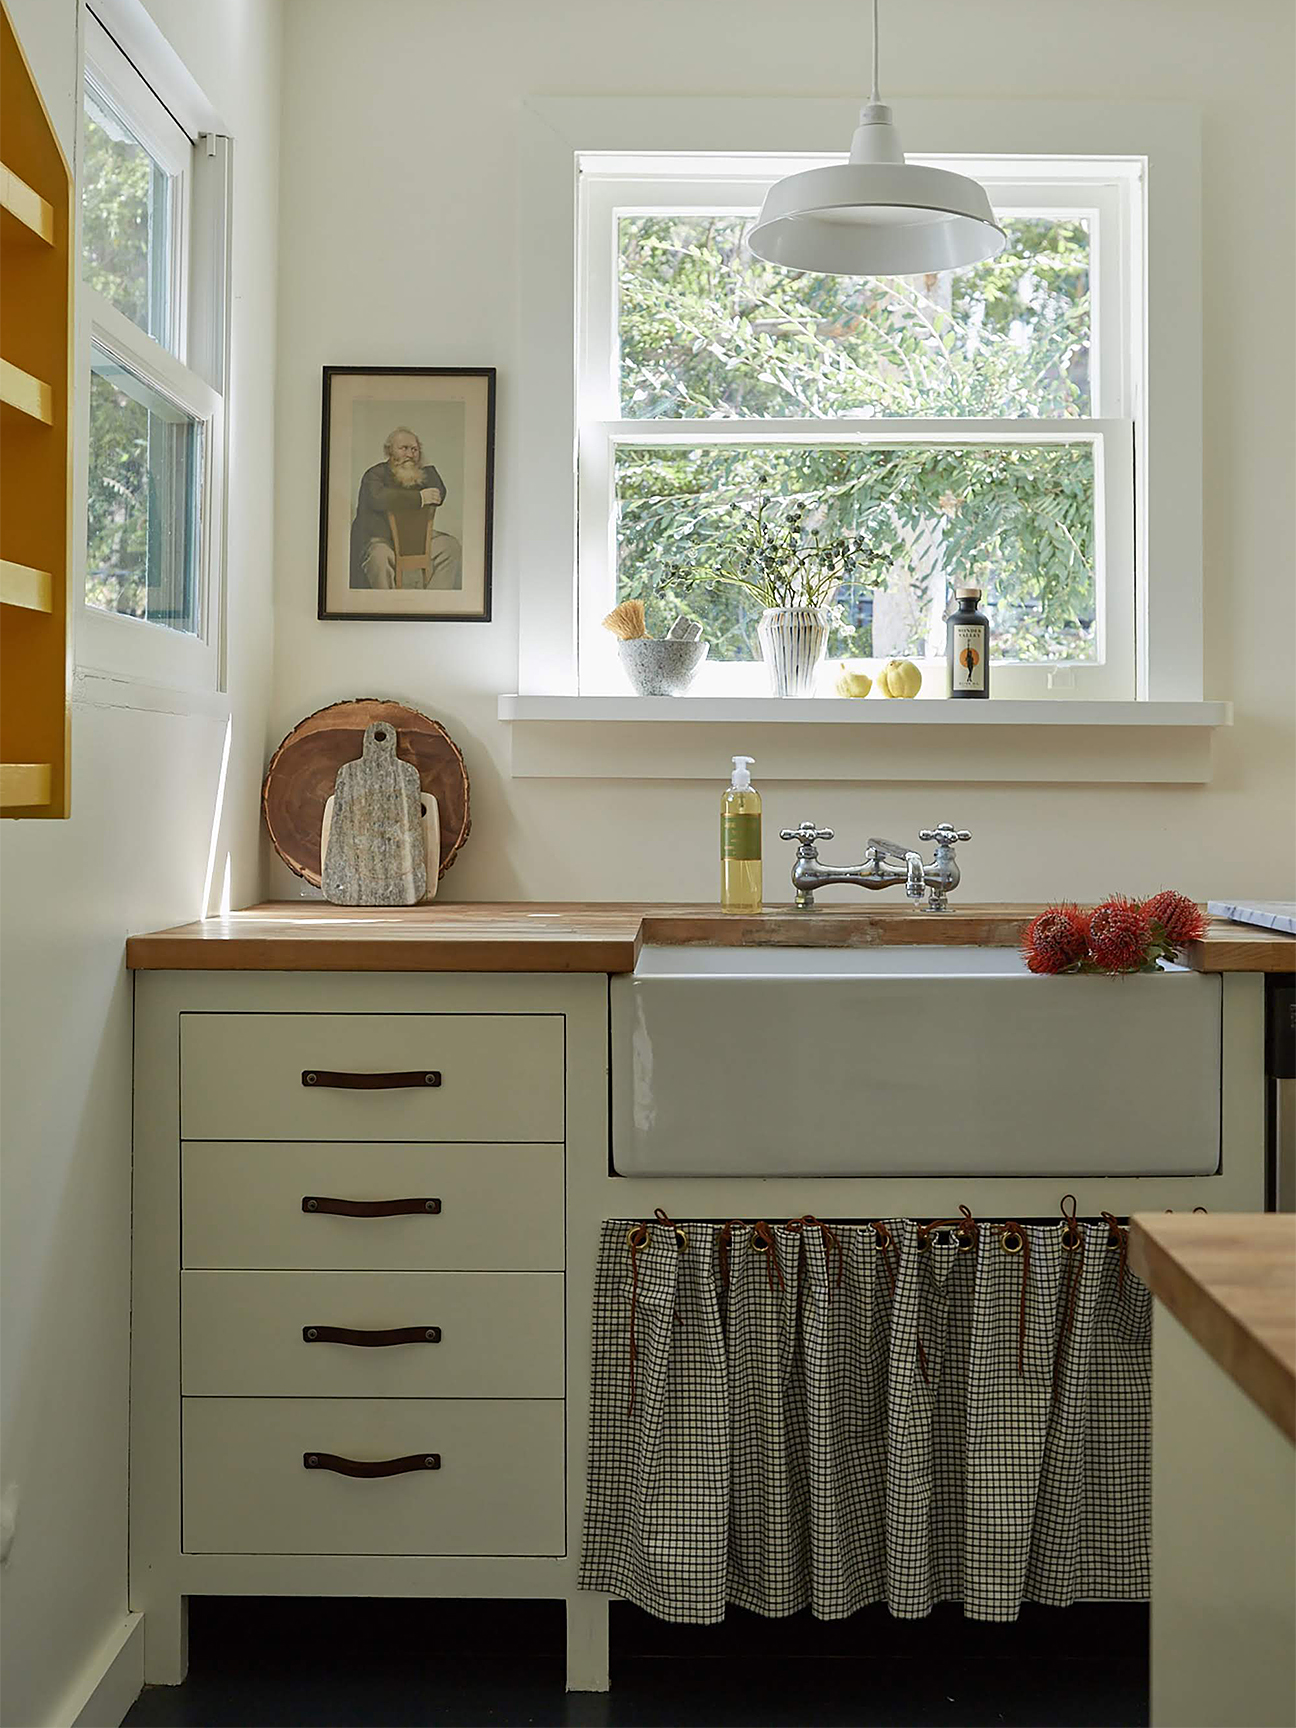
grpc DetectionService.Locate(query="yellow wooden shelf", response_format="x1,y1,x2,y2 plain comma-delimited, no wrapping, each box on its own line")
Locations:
0,762,52,807
0,160,52,241
2,1,73,817
0,356,53,423
0,558,52,610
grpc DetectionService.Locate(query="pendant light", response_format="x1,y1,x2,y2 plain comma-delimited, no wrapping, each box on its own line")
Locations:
747,0,1005,277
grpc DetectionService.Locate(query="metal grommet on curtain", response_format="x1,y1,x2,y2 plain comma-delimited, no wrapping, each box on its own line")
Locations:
749,1220,785,1291
1054,1196,1087,1397
717,1219,746,1289
956,1205,979,1253
994,1221,1031,1377
871,1221,899,1296
918,1207,979,1255
785,1214,845,1299
652,1207,688,1252
625,1223,650,1251
1101,1210,1131,1295
1059,1193,1083,1253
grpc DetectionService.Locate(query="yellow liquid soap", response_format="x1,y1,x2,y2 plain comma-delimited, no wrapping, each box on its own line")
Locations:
721,756,762,912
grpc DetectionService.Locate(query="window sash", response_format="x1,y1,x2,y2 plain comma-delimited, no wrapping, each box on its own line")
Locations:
76,18,230,696
83,11,191,358
581,169,1135,424
80,296,224,691
577,418,1134,700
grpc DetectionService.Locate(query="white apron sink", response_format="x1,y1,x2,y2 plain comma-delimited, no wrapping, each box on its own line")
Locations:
610,945,1222,1177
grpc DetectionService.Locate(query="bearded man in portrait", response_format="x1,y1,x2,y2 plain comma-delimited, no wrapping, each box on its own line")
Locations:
349,425,463,589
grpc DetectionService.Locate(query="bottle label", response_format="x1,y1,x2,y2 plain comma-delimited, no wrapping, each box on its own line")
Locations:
722,813,761,861
953,624,986,692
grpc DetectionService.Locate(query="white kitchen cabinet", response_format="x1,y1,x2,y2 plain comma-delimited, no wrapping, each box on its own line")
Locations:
132,972,610,1695
132,964,1267,1698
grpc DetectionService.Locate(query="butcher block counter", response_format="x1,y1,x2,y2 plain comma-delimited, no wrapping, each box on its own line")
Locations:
1130,1213,1295,1441
125,902,1296,972
1129,1214,1295,1728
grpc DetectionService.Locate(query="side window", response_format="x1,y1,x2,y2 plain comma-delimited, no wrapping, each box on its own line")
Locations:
78,12,228,691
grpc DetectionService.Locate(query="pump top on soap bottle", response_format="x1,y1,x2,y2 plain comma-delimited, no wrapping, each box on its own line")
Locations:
721,756,762,912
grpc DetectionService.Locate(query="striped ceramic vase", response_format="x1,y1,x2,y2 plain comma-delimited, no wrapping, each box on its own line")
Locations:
756,606,833,697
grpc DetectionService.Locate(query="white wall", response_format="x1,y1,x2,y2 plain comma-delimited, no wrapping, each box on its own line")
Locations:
0,2,281,1722
271,0,1294,906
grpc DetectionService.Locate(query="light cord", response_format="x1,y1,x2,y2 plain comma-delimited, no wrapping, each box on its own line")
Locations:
870,0,881,102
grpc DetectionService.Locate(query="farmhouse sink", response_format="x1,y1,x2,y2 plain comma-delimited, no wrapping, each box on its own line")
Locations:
610,945,1222,1177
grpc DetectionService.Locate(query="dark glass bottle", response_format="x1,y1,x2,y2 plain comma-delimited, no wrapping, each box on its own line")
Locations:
947,586,990,699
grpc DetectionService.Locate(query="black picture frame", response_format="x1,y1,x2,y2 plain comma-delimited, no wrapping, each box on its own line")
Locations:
317,365,496,622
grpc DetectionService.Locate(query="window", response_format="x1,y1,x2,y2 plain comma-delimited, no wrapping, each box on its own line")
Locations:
577,155,1142,697
78,11,228,692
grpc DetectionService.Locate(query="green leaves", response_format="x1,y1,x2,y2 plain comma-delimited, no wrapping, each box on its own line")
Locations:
618,215,1090,423
616,444,1096,663
612,212,1097,662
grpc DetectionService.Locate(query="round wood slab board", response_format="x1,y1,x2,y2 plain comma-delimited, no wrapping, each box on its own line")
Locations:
264,699,470,886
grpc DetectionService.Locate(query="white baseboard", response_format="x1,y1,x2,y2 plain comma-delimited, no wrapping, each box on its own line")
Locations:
50,1613,144,1728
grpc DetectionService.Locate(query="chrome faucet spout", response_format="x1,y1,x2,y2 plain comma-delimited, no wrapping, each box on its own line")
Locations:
781,819,972,911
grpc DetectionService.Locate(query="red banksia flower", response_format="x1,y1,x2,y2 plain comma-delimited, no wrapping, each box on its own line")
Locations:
1087,896,1152,974
1021,904,1090,974
1142,889,1208,946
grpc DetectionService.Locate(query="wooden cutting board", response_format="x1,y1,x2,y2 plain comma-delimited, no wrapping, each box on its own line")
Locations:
264,699,470,888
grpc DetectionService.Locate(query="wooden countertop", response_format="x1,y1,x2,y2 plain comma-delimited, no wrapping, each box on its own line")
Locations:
1130,1214,1296,1443
124,901,1296,974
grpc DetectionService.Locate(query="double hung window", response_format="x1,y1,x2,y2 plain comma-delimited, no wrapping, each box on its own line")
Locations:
79,11,228,690
577,154,1142,698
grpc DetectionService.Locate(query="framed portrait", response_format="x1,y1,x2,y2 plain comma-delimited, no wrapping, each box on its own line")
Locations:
317,366,495,621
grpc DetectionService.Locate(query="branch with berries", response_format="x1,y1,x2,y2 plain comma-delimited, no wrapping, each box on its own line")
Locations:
1021,892,1209,977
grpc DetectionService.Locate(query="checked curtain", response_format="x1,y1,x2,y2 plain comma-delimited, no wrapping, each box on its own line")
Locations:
580,1213,1151,1624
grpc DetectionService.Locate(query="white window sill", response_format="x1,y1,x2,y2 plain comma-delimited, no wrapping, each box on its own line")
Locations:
498,696,1231,783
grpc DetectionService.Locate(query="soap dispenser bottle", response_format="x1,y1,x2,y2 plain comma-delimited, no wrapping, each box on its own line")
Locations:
721,755,762,912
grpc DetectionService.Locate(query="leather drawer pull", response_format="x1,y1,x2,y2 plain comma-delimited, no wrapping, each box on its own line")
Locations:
302,1325,441,1347
302,1196,441,1217
302,1070,441,1090
303,1452,440,1478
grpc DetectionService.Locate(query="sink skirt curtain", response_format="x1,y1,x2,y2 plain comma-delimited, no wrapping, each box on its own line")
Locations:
579,1217,1151,1624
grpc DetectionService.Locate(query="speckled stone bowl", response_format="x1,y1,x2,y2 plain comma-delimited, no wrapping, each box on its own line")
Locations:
617,638,709,696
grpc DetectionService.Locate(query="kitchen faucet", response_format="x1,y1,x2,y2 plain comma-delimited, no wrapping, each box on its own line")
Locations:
778,821,972,912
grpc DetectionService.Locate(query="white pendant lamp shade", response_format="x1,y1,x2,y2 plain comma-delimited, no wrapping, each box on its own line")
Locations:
747,4,1005,277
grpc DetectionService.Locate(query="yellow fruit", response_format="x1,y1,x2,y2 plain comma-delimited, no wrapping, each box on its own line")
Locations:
833,662,872,699
877,658,923,699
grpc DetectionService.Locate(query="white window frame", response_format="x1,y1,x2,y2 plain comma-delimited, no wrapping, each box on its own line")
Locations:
577,159,1140,699
75,7,231,697
514,97,1204,709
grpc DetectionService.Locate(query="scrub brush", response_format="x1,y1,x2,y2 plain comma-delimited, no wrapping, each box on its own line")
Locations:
602,600,649,640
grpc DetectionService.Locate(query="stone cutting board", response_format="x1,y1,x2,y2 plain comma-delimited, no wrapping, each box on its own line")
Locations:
321,792,440,903
321,722,426,906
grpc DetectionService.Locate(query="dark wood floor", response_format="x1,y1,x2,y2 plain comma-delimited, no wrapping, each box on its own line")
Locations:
123,1597,1149,1727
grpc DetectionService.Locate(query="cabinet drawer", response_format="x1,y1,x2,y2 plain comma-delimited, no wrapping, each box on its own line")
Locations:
180,1014,564,1142
182,1271,564,1398
182,1398,565,1556
182,1142,564,1271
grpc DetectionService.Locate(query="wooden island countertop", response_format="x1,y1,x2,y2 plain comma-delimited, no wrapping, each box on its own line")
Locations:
1130,1214,1296,1443
125,901,1296,974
